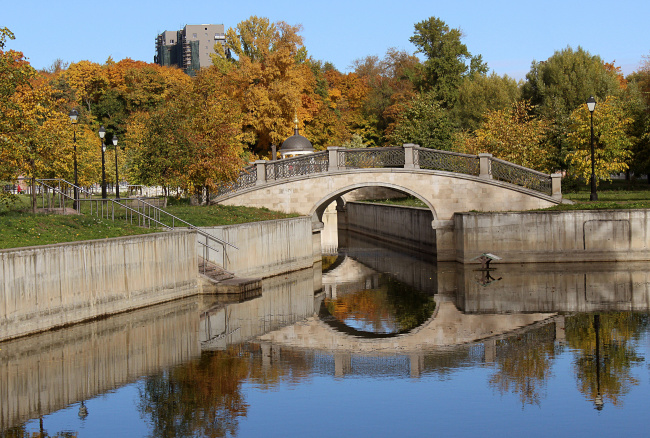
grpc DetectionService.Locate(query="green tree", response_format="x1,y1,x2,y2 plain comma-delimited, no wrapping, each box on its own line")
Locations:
387,92,455,150
522,46,621,118
451,72,521,132
409,16,486,107
626,55,650,181
521,47,623,170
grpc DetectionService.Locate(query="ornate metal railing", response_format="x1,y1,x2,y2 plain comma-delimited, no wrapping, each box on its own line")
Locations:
415,148,480,176
489,158,552,195
214,165,257,197
211,146,556,199
266,151,329,181
338,147,405,169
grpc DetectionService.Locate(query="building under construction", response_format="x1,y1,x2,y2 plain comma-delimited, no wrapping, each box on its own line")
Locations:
154,24,227,75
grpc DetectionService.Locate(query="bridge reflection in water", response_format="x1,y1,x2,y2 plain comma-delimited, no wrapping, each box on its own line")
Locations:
3,231,650,433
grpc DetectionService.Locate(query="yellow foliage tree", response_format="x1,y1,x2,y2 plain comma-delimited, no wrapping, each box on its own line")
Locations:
213,16,315,155
566,96,633,183
461,100,550,171
64,60,108,111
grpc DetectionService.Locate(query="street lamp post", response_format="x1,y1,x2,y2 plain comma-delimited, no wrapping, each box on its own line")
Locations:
99,126,107,199
112,135,120,199
69,109,79,210
587,96,597,201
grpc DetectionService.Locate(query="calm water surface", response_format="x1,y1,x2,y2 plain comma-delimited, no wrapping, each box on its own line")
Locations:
2,231,650,437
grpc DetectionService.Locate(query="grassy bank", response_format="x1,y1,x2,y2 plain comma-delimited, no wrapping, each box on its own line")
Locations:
162,198,298,226
0,195,297,250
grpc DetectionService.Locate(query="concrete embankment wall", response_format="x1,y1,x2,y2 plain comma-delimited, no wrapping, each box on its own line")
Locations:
455,210,650,263
341,202,435,255
340,203,650,264
199,216,320,278
0,231,198,342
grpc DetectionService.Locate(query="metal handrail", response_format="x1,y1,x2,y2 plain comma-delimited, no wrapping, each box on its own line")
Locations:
28,178,238,270
36,178,176,229
128,197,238,250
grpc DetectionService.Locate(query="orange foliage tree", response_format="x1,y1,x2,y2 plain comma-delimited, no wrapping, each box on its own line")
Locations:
213,16,317,156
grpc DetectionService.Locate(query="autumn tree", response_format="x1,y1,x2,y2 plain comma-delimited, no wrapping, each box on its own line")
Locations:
461,100,550,171
0,27,36,205
63,60,108,112
126,68,245,200
0,29,86,209
139,349,250,437
565,95,633,183
213,16,315,155
489,324,556,407
303,62,372,149
352,49,421,145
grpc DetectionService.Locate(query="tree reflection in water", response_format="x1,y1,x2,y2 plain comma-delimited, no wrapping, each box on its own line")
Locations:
566,312,647,409
488,323,557,407
138,345,315,437
324,275,436,334
138,348,249,438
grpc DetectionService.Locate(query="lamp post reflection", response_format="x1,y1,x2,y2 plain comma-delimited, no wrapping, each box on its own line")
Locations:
594,314,604,410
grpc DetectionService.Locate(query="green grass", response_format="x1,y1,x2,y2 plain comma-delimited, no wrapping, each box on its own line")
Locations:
543,178,650,211
360,197,428,208
546,190,650,211
0,210,162,249
0,194,298,249
162,201,298,227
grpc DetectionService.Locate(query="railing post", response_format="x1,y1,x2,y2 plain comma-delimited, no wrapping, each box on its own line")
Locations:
403,144,419,169
328,147,341,172
479,153,492,179
255,160,267,186
551,173,562,199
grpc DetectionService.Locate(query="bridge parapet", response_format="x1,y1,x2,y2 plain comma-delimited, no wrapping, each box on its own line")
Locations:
214,145,561,200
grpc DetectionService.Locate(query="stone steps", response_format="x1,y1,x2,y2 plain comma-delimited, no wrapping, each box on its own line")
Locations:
198,258,235,282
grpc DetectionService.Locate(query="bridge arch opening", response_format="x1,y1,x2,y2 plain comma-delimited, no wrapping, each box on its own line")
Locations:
309,182,439,224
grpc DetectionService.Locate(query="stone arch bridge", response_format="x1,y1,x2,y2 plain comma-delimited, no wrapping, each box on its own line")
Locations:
212,145,563,260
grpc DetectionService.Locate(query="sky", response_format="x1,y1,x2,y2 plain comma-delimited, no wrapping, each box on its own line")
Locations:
3,0,649,80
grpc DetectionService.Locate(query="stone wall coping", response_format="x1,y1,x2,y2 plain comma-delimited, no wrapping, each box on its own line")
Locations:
0,229,194,255
197,215,311,231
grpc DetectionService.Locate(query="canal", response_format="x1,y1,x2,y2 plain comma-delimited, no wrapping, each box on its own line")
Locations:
2,225,650,437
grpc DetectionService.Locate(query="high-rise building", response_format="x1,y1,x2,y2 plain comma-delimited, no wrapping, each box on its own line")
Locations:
155,24,227,75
